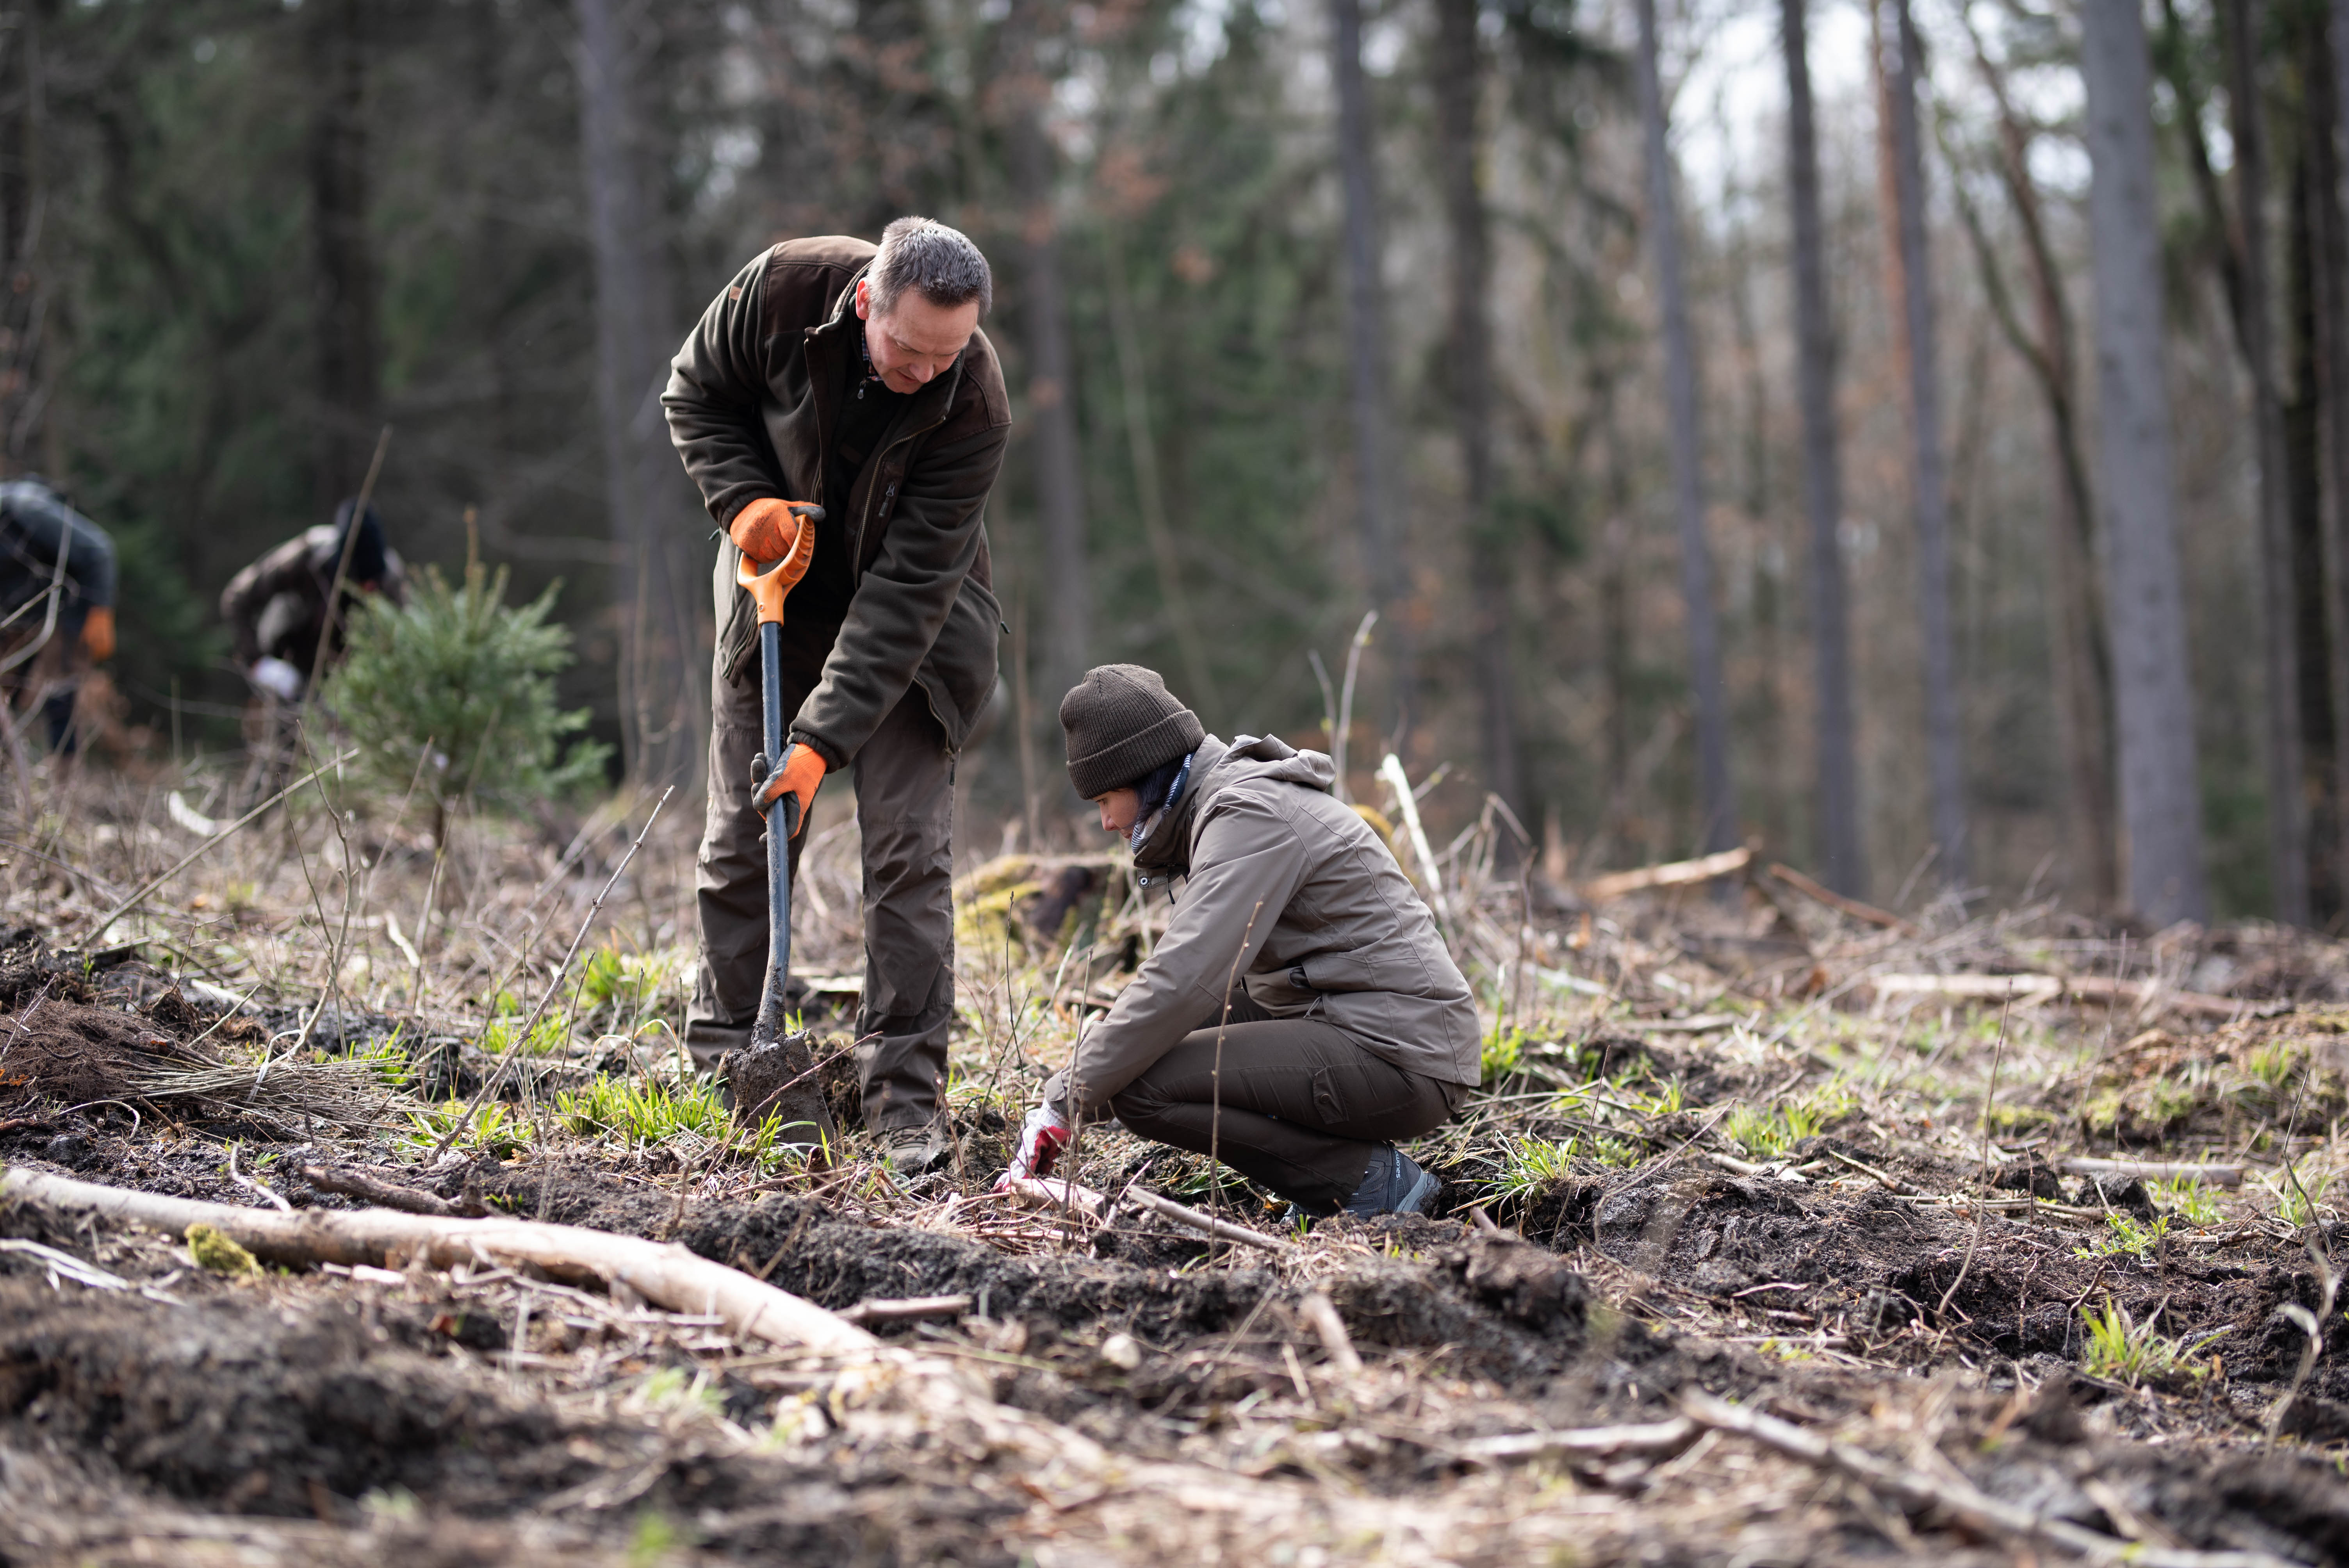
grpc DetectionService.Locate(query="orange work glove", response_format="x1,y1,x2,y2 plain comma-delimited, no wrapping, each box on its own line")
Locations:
729,498,823,564
755,742,826,837
80,606,115,661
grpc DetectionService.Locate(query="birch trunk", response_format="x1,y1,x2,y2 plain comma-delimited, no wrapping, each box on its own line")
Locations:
2080,0,2208,924
1782,0,1866,894
1633,0,1737,856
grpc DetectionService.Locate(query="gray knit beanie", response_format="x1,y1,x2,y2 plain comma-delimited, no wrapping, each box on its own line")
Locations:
1060,664,1205,799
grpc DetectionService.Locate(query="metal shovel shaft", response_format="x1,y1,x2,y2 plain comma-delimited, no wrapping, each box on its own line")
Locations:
753,619,800,1047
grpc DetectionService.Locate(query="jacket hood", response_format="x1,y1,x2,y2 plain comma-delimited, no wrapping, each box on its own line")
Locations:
1128,734,1337,878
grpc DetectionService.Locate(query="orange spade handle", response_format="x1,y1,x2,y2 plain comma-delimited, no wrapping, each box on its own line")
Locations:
735,506,818,625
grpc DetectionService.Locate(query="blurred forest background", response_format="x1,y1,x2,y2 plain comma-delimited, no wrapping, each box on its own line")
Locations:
1,0,2341,925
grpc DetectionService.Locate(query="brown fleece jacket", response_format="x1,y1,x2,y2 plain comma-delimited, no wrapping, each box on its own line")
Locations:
662,237,1011,763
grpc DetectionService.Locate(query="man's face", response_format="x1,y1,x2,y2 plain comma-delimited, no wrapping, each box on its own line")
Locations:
855,278,979,394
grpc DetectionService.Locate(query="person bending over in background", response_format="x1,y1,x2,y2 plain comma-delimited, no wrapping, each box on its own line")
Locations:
1001,665,1478,1219
219,497,406,703
0,476,116,753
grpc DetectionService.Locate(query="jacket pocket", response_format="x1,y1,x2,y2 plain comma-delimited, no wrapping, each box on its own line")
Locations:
718,544,758,687
916,573,1002,750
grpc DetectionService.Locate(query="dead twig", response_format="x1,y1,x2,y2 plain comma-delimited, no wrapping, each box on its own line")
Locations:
1767,862,1921,935
1297,1290,1363,1376
84,748,360,945
224,1143,291,1212
300,1163,487,1218
1008,1175,1296,1254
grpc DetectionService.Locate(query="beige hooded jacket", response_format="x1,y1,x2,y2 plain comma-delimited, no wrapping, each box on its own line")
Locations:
1044,734,1480,1123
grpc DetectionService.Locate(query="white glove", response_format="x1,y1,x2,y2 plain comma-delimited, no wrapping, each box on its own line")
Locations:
996,1102,1072,1190
249,656,302,701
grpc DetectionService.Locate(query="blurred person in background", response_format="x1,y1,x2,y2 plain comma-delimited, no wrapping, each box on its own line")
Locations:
221,497,406,700
999,665,1479,1220
664,217,1008,1172
219,498,405,796
0,476,117,755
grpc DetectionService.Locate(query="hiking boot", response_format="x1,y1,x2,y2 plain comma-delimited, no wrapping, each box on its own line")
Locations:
880,1123,946,1175
1344,1146,1441,1218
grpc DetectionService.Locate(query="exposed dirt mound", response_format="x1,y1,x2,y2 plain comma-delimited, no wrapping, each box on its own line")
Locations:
0,1281,561,1515
0,1278,1018,1564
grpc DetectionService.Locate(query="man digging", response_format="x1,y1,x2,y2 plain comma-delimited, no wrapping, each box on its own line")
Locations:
1002,665,1479,1219
665,218,1009,1172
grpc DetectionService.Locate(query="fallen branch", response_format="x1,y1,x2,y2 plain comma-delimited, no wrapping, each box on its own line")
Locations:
1458,1415,1696,1463
1682,1390,2292,1567
1,1166,875,1356
300,1162,488,1217
1823,1148,1921,1196
2059,1158,2243,1190
1008,1175,1297,1254
1767,863,1920,935
841,1293,973,1326
1580,846,1754,904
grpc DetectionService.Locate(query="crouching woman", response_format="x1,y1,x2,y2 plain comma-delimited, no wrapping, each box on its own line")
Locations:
1000,665,1479,1218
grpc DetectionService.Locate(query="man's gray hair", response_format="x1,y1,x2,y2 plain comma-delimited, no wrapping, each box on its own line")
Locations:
868,216,993,320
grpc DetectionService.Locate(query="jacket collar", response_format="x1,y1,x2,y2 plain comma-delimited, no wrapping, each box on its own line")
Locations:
1131,734,1227,879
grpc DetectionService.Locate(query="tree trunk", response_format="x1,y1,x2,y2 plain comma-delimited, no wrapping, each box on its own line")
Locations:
1781,0,1866,894
1330,0,1415,740
1633,0,1736,856
0,5,50,474
2223,0,2312,925
576,0,706,792
1008,103,1091,705
2080,0,2208,925
1101,224,1217,722
307,0,381,511
1955,12,2119,906
2324,0,2349,911
2286,111,2340,923
1432,0,1523,839
1874,0,1965,884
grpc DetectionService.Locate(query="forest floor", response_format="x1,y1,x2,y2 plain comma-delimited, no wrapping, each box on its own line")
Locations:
3,761,2349,1565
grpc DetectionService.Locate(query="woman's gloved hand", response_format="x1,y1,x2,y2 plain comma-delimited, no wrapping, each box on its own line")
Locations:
995,1102,1072,1190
